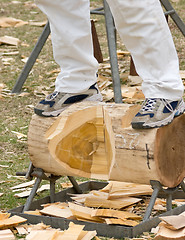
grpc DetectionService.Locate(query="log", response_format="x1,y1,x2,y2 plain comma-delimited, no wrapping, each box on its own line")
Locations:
28,102,185,188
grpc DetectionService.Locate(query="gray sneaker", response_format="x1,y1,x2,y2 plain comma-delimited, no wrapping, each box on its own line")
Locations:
34,83,103,117
131,98,185,129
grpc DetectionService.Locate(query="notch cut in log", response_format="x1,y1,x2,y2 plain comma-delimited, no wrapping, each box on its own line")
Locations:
28,102,185,188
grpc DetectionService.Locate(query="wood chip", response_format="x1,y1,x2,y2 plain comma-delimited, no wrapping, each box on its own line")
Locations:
105,218,138,226
68,202,103,223
57,222,84,240
40,205,73,219
159,215,185,230
0,215,27,229
91,208,142,220
24,210,42,216
154,222,185,240
0,17,28,28
0,229,15,240
16,225,28,235
85,196,142,209
0,36,20,46
10,180,35,190
26,229,58,240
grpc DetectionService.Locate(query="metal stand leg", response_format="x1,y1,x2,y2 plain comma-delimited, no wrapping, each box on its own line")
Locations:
160,0,185,37
143,180,181,222
68,176,83,194
180,181,185,193
12,22,51,93
143,181,161,221
103,0,122,103
23,172,43,212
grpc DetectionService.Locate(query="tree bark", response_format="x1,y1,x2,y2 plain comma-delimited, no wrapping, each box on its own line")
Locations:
28,102,185,188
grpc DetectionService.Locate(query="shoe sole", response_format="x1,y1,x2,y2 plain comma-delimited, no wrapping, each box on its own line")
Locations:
34,93,103,117
132,100,185,129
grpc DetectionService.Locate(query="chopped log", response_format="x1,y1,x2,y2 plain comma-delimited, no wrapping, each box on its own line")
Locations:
28,102,185,188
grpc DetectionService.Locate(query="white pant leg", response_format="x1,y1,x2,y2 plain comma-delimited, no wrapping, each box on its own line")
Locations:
107,0,184,100
35,0,99,93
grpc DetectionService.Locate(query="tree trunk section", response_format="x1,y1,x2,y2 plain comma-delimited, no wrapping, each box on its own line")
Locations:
28,102,185,188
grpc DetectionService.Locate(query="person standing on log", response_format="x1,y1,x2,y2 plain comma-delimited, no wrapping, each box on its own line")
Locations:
34,0,184,129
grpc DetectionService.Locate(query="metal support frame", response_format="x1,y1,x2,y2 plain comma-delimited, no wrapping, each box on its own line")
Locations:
20,163,83,212
143,180,185,222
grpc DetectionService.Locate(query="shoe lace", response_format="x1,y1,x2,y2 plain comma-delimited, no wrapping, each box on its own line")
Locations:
46,91,59,101
161,99,177,113
141,98,157,112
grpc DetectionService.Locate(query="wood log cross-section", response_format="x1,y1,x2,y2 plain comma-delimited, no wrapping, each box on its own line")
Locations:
28,102,185,188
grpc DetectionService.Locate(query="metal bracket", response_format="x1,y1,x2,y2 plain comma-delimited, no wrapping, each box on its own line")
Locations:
21,163,83,212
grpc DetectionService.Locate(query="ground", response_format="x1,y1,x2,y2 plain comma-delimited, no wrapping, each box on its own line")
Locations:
0,0,185,239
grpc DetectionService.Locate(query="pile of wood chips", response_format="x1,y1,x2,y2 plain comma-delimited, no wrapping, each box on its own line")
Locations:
0,213,100,240
23,181,154,227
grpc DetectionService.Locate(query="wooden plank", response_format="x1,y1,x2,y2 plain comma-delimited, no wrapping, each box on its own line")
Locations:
91,208,142,220
84,196,142,209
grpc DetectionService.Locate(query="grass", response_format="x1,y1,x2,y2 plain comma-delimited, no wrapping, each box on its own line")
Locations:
0,0,185,239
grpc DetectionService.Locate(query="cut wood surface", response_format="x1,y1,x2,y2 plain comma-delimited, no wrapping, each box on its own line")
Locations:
28,102,185,187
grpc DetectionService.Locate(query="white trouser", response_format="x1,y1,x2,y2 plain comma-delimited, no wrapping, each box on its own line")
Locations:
35,0,184,100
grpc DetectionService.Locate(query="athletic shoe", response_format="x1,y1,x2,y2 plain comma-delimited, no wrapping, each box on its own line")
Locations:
131,98,185,129
34,83,103,117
